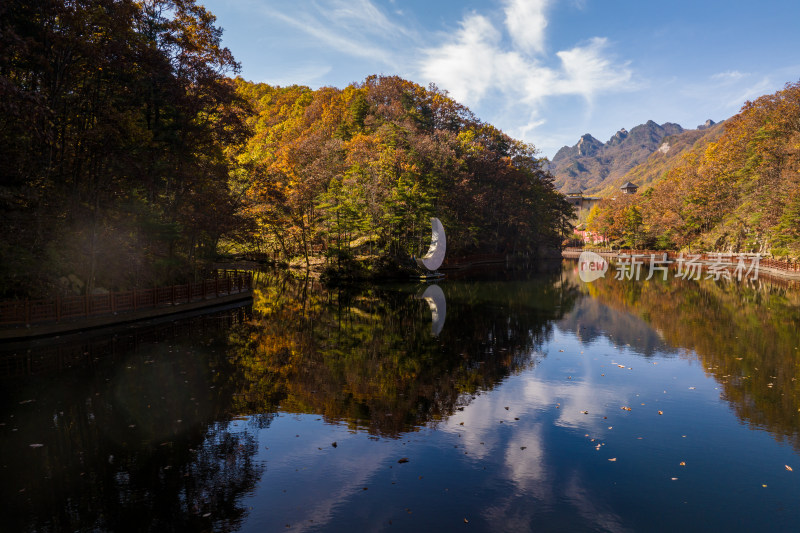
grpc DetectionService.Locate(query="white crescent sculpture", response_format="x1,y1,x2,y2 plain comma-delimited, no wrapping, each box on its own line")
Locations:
415,217,446,271
416,284,446,336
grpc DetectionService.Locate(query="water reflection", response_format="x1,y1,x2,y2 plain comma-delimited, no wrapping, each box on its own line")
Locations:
232,267,576,436
3,262,800,531
562,260,800,450
416,284,446,336
0,308,269,532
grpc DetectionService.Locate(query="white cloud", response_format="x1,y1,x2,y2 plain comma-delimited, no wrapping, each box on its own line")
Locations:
419,10,633,140
711,70,748,82
254,0,419,70
556,38,633,99
504,0,550,55
419,14,502,103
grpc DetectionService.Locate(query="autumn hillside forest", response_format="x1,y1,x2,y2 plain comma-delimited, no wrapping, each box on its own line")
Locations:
3,1,800,301
584,82,800,255
0,0,574,299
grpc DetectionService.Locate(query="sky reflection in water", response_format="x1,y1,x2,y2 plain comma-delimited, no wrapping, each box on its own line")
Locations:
2,263,800,532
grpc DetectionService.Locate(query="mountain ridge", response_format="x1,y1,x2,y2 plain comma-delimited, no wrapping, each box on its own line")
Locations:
550,119,717,194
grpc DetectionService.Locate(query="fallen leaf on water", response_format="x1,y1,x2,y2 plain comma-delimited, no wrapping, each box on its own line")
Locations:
29,443,43,448
608,458,617,462
582,410,589,414
621,406,632,411
398,458,409,463
762,484,768,487
680,461,686,466
786,465,793,471
671,477,678,481
520,446,527,450
688,387,696,390
464,518,469,523
331,442,337,448
658,411,664,415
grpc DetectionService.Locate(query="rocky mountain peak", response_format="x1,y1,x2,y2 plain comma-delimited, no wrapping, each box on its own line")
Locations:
697,119,716,130
576,134,602,156
549,120,692,193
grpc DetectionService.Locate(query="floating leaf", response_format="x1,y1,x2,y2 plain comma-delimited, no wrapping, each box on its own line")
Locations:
398,457,409,464
680,461,686,466
608,458,617,462
786,465,793,471
658,411,664,415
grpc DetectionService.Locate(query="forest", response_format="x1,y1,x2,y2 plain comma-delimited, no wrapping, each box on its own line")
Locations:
586,82,800,256
0,0,572,299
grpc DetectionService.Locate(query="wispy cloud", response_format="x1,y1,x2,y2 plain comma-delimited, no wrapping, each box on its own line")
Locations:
237,0,635,153
711,70,748,82
419,3,634,138
504,0,550,55
253,0,419,70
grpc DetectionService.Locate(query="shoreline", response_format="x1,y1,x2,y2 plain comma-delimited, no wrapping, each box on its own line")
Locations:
0,292,253,342
562,248,800,283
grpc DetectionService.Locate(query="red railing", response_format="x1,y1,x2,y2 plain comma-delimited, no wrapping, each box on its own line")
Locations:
564,248,800,272
0,271,253,326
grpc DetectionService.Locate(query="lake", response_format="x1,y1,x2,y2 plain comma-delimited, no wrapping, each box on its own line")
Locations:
2,260,800,532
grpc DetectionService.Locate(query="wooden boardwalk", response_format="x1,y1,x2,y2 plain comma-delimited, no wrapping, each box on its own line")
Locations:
0,271,253,340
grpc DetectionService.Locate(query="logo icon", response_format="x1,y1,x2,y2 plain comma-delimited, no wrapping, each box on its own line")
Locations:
578,251,608,283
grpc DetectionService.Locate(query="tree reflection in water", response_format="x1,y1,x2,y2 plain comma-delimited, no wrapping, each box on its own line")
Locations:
230,264,577,437
0,310,266,533
1,263,577,531
563,260,800,451
4,262,800,531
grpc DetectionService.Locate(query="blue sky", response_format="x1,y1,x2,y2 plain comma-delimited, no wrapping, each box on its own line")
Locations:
200,0,800,158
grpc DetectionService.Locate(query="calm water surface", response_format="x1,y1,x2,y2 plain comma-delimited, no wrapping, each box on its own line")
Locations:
2,262,800,532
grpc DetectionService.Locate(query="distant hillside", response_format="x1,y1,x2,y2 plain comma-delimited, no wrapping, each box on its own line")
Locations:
586,81,800,256
550,120,686,194
594,120,725,197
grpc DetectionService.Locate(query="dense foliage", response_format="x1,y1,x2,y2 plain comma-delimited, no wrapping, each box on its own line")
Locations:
0,0,248,298
587,82,800,255
231,76,572,271
0,2,570,297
